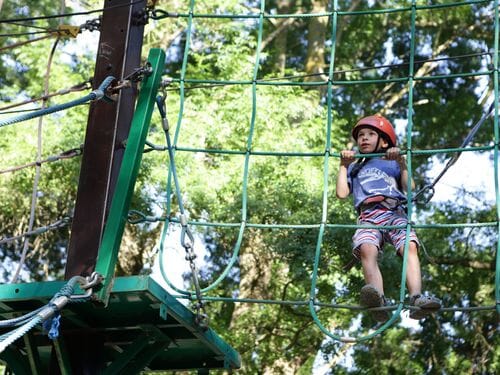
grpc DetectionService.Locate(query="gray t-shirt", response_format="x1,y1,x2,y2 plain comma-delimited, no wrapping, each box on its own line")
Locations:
347,158,407,209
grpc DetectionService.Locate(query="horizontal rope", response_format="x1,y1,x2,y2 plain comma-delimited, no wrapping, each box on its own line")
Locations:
173,294,497,313
151,0,493,20
0,76,115,128
129,211,498,230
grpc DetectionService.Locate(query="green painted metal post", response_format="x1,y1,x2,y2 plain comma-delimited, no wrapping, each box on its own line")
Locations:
94,48,166,304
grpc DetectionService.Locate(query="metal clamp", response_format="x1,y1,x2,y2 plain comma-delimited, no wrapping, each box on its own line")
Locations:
70,272,103,299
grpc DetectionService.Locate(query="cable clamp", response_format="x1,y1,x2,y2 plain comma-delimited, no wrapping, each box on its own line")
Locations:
52,25,80,38
38,296,68,320
180,214,188,227
150,9,178,19
80,18,101,32
123,64,153,84
133,8,150,26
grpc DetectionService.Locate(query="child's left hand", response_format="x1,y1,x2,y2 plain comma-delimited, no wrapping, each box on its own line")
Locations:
385,147,402,160
385,147,406,167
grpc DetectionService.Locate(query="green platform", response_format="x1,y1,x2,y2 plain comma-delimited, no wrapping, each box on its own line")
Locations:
0,275,240,373
0,48,240,373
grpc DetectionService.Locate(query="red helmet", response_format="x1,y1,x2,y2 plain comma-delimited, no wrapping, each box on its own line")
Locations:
352,114,397,147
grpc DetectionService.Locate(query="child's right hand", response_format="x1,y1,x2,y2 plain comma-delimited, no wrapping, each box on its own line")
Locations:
340,150,356,167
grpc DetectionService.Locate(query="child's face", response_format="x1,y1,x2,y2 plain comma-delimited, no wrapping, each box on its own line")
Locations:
356,127,388,153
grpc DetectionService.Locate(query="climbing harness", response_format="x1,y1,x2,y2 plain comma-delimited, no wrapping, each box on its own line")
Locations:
155,92,208,329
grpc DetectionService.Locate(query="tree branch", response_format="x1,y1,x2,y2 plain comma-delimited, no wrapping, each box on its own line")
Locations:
429,257,494,270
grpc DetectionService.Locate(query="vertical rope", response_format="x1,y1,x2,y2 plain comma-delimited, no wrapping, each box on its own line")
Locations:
11,37,60,283
158,0,196,295
492,0,500,314
309,0,341,340
397,0,418,306
157,0,268,296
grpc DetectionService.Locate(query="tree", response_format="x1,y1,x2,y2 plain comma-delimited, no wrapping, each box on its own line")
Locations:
0,1,498,374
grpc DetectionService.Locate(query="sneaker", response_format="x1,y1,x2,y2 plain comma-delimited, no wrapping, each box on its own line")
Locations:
360,284,391,322
408,294,441,320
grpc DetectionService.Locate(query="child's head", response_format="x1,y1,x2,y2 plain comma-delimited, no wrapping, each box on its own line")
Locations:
352,115,396,153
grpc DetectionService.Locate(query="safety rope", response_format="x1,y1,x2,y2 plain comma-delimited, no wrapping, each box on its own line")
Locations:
0,76,116,128
0,272,102,353
0,216,72,246
0,146,82,175
10,35,60,284
413,99,497,204
0,81,91,113
155,93,208,328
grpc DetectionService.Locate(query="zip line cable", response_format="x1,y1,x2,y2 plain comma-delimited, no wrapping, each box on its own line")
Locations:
0,21,55,32
0,0,145,24
0,20,100,53
0,217,72,246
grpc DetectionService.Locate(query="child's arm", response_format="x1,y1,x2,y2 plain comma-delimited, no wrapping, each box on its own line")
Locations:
385,147,415,193
336,150,356,199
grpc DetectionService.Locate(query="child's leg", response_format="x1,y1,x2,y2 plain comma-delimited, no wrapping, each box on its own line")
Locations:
359,243,384,294
399,241,421,296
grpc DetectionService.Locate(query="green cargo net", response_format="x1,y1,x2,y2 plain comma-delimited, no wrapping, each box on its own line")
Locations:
136,0,500,343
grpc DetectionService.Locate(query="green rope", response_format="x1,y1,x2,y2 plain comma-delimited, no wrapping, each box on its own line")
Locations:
493,0,500,314
146,0,500,342
164,69,493,88
158,0,197,297
150,1,493,20
157,0,247,298
0,76,115,128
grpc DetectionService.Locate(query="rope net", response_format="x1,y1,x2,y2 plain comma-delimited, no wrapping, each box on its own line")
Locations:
144,0,500,343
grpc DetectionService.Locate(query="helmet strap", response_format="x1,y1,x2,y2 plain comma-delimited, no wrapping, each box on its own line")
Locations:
376,133,390,153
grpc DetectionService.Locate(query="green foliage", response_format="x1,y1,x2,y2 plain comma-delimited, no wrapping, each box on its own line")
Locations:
0,0,498,374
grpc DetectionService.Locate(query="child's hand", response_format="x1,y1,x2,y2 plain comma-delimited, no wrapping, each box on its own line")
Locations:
340,150,356,167
385,147,406,168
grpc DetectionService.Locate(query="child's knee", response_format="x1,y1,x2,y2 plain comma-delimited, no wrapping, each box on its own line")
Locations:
359,243,379,259
397,240,419,257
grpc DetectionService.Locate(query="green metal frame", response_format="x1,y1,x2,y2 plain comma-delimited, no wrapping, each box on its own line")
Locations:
94,48,165,304
0,48,241,373
0,276,241,373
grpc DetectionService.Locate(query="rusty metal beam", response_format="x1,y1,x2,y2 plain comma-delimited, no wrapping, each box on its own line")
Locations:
65,0,147,279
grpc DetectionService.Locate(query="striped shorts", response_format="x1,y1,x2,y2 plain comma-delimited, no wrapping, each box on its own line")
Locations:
352,204,419,259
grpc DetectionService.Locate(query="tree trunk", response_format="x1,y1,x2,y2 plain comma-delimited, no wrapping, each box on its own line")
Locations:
229,230,273,330
305,0,329,82
273,0,293,74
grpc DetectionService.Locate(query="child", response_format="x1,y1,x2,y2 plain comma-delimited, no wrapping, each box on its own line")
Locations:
335,114,441,321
